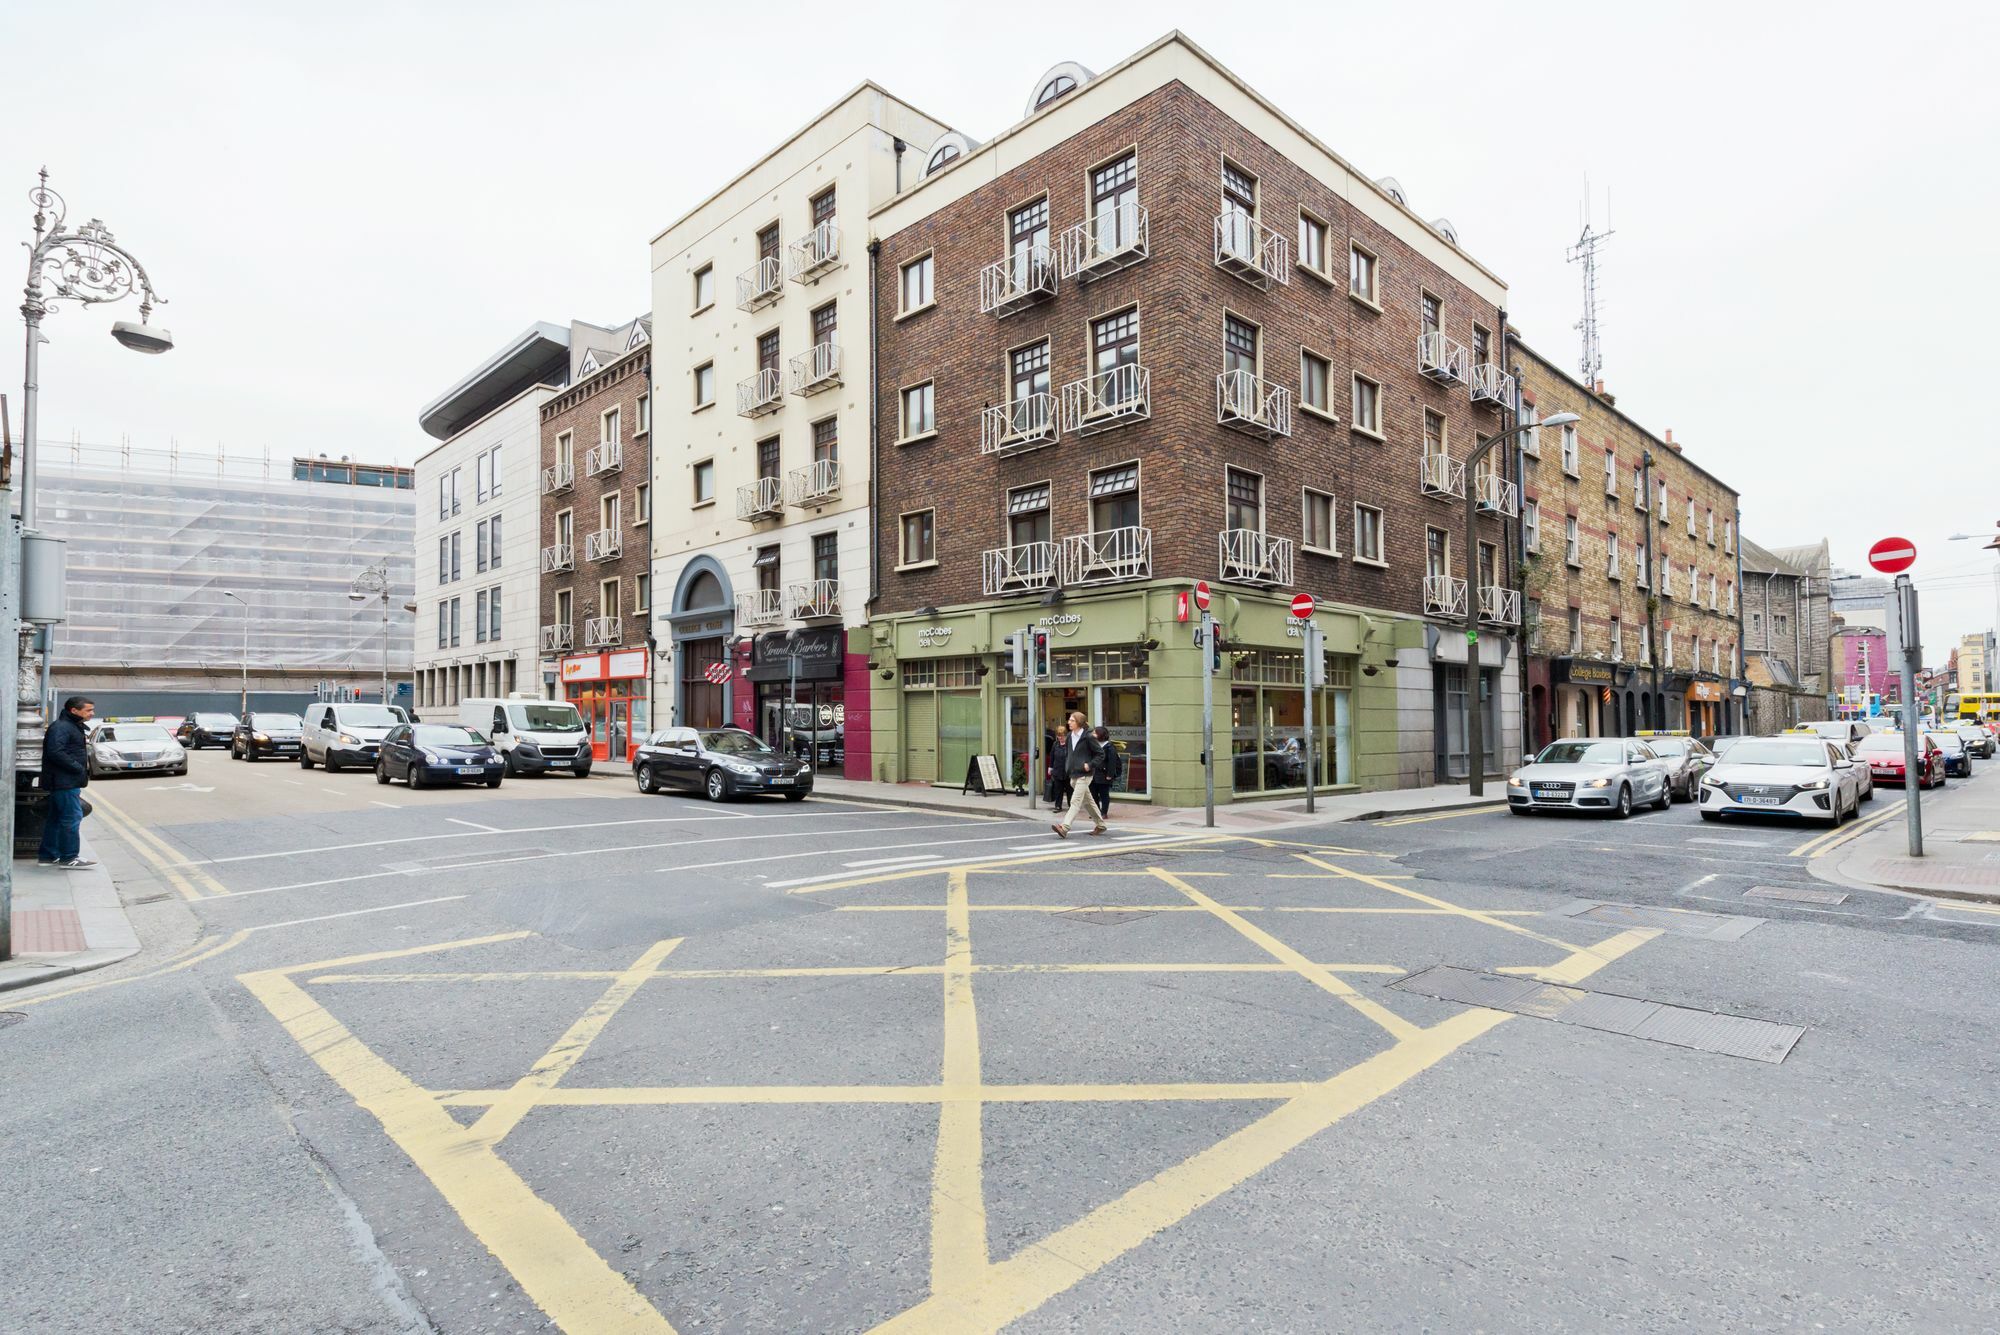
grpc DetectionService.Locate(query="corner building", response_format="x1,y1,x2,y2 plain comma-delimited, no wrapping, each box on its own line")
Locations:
867,34,1521,802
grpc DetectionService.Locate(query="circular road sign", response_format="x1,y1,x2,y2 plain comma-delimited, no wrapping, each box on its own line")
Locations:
1290,592,1316,620
1193,580,1211,611
1868,537,1917,575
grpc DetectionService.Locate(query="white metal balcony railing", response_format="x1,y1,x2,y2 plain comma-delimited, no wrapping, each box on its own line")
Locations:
979,244,1058,317
737,475,784,522
539,543,573,574
1056,201,1149,281
584,440,622,477
1478,585,1522,626
788,342,841,396
737,256,782,311
981,541,1058,596
1474,469,1520,517
1213,209,1291,289
980,394,1059,455
1419,452,1466,499
736,589,784,627
540,461,574,495
787,578,841,621
1059,526,1152,586
1216,370,1293,439
1418,331,1469,385
1218,529,1294,587
584,528,621,562
583,615,621,648
787,221,840,284
788,458,840,507
1423,574,1469,618
1470,362,1516,407
1059,364,1150,436
738,367,783,417
539,623,573,654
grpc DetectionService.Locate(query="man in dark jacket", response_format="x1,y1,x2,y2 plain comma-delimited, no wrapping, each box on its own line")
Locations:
1089,724,1120,819
39,696,97,868
1052,710,1107,838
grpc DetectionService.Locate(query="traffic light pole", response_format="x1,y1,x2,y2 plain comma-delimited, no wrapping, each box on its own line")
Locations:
1201,609,1216,828
1025,623,1039,812
1895,574,1924,857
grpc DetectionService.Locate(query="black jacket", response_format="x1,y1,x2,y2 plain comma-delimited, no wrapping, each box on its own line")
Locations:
1067,732,1101,779
43,713,91,791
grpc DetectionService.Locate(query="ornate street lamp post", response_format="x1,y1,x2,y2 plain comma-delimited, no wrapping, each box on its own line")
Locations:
348,559,399,705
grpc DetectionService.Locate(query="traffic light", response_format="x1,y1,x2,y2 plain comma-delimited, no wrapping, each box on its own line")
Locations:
1003,633,1024,678
1208,623,1225,674
1033,629,1051,678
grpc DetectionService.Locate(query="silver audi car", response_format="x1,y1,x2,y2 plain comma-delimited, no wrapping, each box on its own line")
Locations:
1507,738,1672,817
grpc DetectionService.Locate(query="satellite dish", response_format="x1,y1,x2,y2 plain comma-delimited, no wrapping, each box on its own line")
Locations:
1374,176,1407,206
1431,217,1460,245
1025,61,1095,119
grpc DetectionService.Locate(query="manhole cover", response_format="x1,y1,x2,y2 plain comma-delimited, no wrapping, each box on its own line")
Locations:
1056,907,1156,927
1562,901,1764,941
1743,885,1848,905
0,1013,26,1030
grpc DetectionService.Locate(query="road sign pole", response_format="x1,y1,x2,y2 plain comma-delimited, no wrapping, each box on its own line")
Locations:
1895,574,1924,857
1025,622,1039,812
1201,610,1215,829
1303,620,1318,815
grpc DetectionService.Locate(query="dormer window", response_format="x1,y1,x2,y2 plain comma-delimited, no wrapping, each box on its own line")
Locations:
1034,74,1077,108
927,144,960,173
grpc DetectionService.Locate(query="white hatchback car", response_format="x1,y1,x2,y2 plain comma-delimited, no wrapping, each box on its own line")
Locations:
1698,735,1865,826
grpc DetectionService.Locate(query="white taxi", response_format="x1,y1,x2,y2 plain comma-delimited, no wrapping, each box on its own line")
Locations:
1698,735,1865,826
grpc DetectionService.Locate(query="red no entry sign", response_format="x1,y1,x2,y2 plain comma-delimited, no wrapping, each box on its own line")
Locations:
1290,592,1316,619
1868,537,1917,575
1193,580,1211,611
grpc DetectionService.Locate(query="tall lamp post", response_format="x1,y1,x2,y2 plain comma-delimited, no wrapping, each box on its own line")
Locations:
221,590,250,713
347,559,398,704
1464,411,1580,796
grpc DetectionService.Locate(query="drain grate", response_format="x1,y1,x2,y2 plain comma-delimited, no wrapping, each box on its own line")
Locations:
0,1013,25,1030
1390,965,1803,1063
1743,885,1848,905
1562,901,1764,941
1056,907,1156,927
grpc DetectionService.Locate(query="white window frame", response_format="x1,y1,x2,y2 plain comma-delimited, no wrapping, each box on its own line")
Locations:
1350,374,1382,438
1348,242,1379,306
692,264,715,312
898,507,938,568
1299,349,1334,420
1560,424,1579,477
899,252,935,315
1564,515,1580,567
692,458,716,506
899,381,937,442
1523,499,1540,554
1603,450,1618,498
693,362,715,409
1352,503,1385,565
1301,487,1337,555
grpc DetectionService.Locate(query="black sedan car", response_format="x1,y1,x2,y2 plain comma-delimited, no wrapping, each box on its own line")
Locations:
376,723,505,789
232,712,305,761
176,712,239,749
633,726,811,801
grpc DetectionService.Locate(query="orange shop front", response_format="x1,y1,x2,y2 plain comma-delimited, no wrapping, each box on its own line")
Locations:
560,647,651,763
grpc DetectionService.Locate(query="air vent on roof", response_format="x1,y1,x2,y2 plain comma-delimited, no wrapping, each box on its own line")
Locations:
923,132,979,178
1374,176,1408,206
1431,217,1459,245
1026,61,1095,119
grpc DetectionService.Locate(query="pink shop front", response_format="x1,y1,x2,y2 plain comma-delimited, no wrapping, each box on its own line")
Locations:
728,626,873,779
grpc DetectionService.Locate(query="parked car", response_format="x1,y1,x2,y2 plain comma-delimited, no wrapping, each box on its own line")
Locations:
1632,731,1716,801
1803,720,1872,744
1701,734,1752,762
1953,723,1996,760
86,722,188,778
301,701,408,772
1853,732,1944,789
1835,741,1875,801
632,726,812,802
460,697,592,777
375,723,504,789
1507,738,1672,817
1698,735,1865,825
176,712,239,749
1925,730,1973,778
231,712,305,761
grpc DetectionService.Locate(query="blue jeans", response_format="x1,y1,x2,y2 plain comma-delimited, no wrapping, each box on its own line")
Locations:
38,788,83,863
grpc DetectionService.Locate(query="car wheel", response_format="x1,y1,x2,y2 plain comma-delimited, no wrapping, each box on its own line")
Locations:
705,768,728,802
1861,782,1874,802
1700,811,1721,822
1509,806,1533,817
636,763,657,794
300,752,313,769
375,762,390,786
325,756,342,773
1655,781,1672,811
1612,785,1632,819
173,765,187,777
408,763,425,790
783,791,808,802
486,776,503,789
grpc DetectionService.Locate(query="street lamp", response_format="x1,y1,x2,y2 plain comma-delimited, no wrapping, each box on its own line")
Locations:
348,559,398,705
221,591,250,714
1464,411,1581,796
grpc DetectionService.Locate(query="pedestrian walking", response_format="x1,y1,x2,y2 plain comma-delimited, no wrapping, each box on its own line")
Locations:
1089,724,1120,819
1046,724,1072,810
38,696,98,868
1052,710,1107,838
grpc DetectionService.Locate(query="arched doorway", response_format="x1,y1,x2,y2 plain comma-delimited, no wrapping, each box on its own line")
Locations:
667,557,736,729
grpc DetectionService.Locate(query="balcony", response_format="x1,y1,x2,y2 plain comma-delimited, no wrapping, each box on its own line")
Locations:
1059,526,1152,586
1213,209,1290,289
788,342,841,396
787,577,841,622
540,462,574,495
787,458,840,508
584,440,622,477
736,589,783,627
1059,365,1150,437
979,244,1058,317
737,475,784,522
1478,585,1522,626
583,615,621,648
980,394,1058,456
1474,469,1520,517
1216,370,1293,439
1470,362,1515,408
1423,574,1468,618
539,542,573,574
584,528,621,562
787,221,840,284
737,367,782,417
540,623,573,654
1056,201,1148,282
1419,452,1466,499
737,256,782,312
1218,529,1294,588
1418,331,1469,385
981,541,1057,596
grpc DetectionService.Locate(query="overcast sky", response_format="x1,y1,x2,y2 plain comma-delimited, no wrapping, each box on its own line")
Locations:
5,0,1997,654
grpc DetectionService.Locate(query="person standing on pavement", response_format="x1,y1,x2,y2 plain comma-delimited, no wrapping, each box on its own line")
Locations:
1046,724,1072,811
1089,724,1120,819
1052,710,1107,838
38,696,98,868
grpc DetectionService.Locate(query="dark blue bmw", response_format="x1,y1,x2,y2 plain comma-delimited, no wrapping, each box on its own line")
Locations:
376,723,505,790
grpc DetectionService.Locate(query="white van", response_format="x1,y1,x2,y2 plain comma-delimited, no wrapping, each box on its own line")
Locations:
300,701,411,772
459,696,592,777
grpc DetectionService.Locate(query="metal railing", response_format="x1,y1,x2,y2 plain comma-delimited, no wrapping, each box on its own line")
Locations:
737,255,782,311
1056,201,1148,280
584,528,621,562
737,367,782,417
1418,331,1469,384
1219,528,1294,586
736,475,784,521
583,615,621,648
787,458,840,507
1059,526,1151,586
1419,452,1465,498
1423,574,1468,618
737,589,784,626
981,541,1058,595
1469,362,1515,407
980,394,1058,454
1478,585,1521,625
1216,370,1293,438
539,542,573,574
978,244,1057,316
1474,469,1520,516
1213,209,1290,288
1059,364,1150,436
787,221,840,283
584,440,622,476
787,577,841,621
540,623,573,653
789,342,841,396
540,462,574,495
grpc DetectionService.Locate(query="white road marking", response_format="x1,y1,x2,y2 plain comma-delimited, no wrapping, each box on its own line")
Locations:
842,855,948,869
247,896,469,932
369,801,402,809
446,818,501,832
1688,837,1771,847
284,779,305,787
767,832,1216,889
660,829,1065,877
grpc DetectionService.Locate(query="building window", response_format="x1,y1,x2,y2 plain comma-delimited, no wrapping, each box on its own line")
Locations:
634,483,650,525
1610,616,1623,661
1425,526,1450,581
693,264,714,310
812,531,839,583
1423,410,1448,461
900,254,934,313
757,435,780,482
555,588,572,629
600,578,621,624
1297,211,1328,275
1472,325,1491,367
810,186,836,226
602,405,621,447
1221,160,1257,220
475,450,490,503
900,509,936,566
1520,402,1541,457
1010,341,1051,428
475,522,488,574
1560,424,1579,476
1603,450,1618,498
438,534,451,586
1565,515,1580,566
1092,307,1140,377
811,300,837,347
1420,291,1442,337
487,587,502,640
1607,532,1621,579
1354,503,1384,563
755,545,780,595
600,491,620,533
438,475,449,520
1687,496,1697,536
1300,351,1331,416
449,597,461,648
1723,519,1734,553
757,329,781,375
1034,73,1077,107
1008,483,1051,547
693,459,715,505
436,601,448,649
1523,499,1540,553
1009,197,1050,269
1302,489,1335,553
1089,463,1140,532
1226,467,1263,533
556,430,574,474
1707,508,1716,545
636,393,650,435
1224,315,1258,378
636,573,651,614
756,222,781,265
900,381,935,439
1568,607,1583,654
1351,374,1381,435
1349,244,1378,304
693,362,715,408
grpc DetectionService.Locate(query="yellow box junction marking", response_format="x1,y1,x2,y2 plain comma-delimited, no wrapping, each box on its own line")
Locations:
90,794,233,900
1789,799,1906,858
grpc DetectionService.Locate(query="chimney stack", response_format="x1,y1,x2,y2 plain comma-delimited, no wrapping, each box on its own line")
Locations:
1664,427,1682,452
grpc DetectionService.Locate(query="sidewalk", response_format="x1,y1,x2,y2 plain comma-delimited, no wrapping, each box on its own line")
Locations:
807,775,1504,833
1816,776,2000,905
1,837,141,993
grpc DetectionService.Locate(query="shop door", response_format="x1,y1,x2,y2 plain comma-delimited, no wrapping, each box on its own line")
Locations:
938,691,982,789
905,693,938,782
604,697,628,763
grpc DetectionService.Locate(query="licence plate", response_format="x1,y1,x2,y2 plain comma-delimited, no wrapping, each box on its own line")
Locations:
456,766,483,776
1740,794,1781,806
769,775,792,785
1531,787,1565,799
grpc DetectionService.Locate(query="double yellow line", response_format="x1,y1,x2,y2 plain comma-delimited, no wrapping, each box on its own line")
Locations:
1375,803,1506,827
88,794,231,900
1790,799,1906,859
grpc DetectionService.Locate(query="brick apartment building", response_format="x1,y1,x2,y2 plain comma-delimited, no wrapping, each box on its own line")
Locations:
537,316,655,762
865,35,1522,802
1511,340,1744,748
1741,537,1832,733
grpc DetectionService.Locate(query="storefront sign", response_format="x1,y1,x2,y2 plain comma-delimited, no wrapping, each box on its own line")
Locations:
747,626,846,682
562,649,650,683
1285,615,1310,640
1566,660,1615,685
1038,612,1083,638
561,654,606,683
1687,680,1724,702
607,648,650,680
916,626,955,647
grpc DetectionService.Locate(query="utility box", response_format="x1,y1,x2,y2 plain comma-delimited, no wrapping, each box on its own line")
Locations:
20,532,67,625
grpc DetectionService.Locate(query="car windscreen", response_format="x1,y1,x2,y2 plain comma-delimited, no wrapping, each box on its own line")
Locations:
103,725,173,743
251,714,304,729
414,725,487,747
1855,736,1904,755
1727,740,1826,766
336,705,402,727
514,704,585,732
195,714,237,727
1925,733,1965,751
701,730,775,757
1536,741,1625,765
1643,738,1688,756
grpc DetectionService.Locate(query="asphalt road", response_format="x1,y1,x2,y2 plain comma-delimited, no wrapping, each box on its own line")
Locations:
3,748,1997,1333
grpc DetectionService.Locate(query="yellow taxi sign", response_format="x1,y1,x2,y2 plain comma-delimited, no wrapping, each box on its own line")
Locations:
1635,729,1690,737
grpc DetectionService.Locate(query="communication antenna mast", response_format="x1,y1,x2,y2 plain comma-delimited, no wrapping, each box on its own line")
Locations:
1565,182,1614,385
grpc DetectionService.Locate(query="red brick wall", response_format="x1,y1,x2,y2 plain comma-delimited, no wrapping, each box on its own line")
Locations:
539,350,653,643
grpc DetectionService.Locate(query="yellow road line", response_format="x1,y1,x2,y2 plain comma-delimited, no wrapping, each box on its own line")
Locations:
834,903,1543,917
12,929,252,1007
787,835,1235,895
1933,899,2000,918
466,938,681,1149
435,1081,1324,1108
309,960,1409,985
89,796,214,901
1374,805,1505,826
1790,800,1906,858
1294,853,1584,953
931,869,988,1292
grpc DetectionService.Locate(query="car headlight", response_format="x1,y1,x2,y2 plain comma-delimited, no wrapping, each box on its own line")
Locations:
1508,772,1529,786
252,732,270,742
94,746,120,759
422,749,445,764
337,733,360,746
515,740,540,753
1702,774,1725,787
1797,777,1829,791
723,759,761,774
1584,776,1612,788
